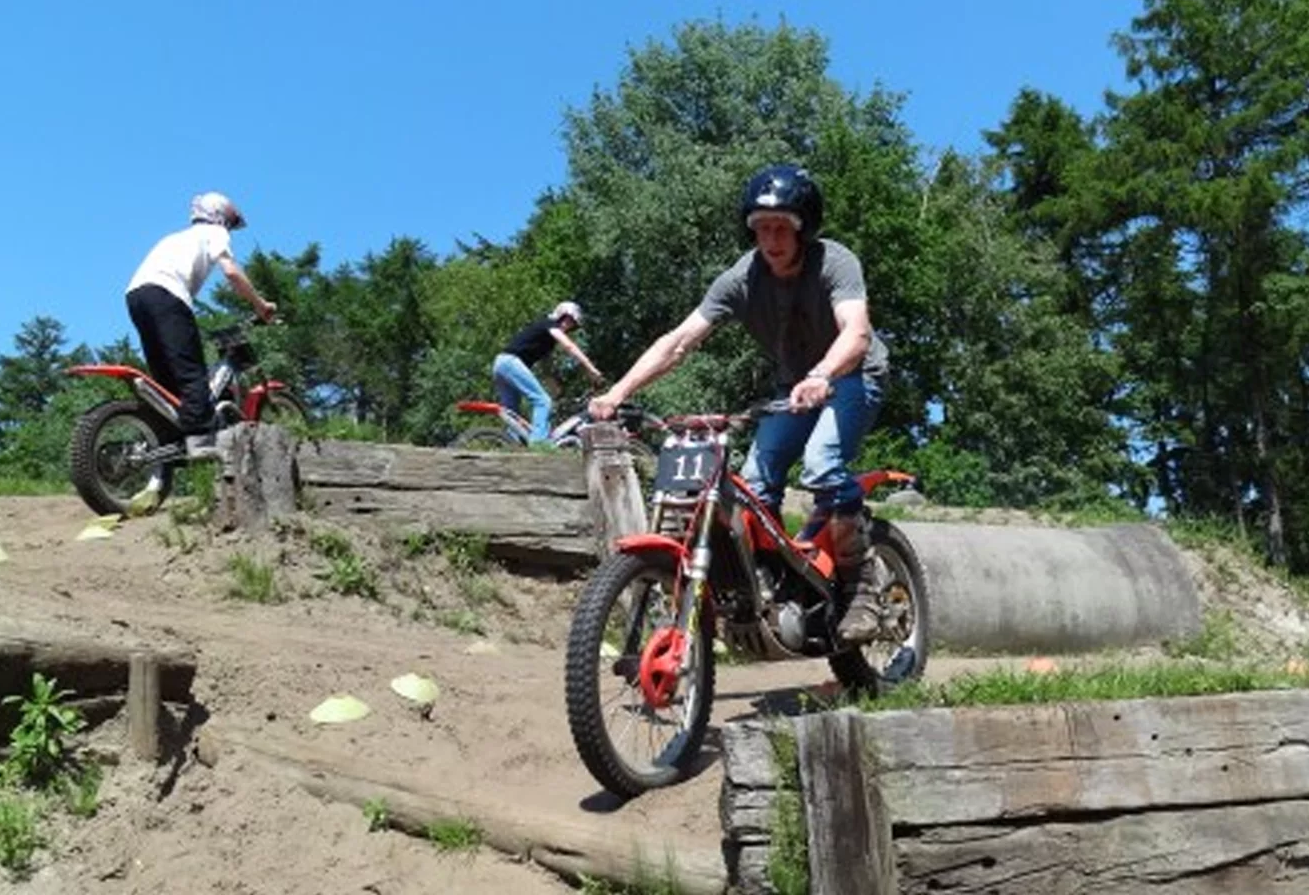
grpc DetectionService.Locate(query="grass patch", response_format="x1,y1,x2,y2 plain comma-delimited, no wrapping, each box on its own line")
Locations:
169,464,217,525
435,530,491,577
1164,610,1242,661
766,728,808,895
854,660,1309,713
0,792,43,878
154,522,198,554
437,609,486,637
58,763,102,818
400,528,438,559
325,553,379,600
226,554,281,604
0,477,70,497
308,528,380,599
423,817,482,852
309,528,354,560
577,862,686,894
363,797,390,832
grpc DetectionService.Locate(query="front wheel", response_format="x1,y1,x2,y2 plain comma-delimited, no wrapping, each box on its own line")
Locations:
828,516,930,695
256,390,308,427
565,552,715,799
69,400,176,516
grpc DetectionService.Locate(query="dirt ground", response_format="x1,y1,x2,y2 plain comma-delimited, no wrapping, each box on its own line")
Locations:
0,495,1305,893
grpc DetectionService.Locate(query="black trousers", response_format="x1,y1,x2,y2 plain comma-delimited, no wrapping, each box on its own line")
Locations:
125,285,214,434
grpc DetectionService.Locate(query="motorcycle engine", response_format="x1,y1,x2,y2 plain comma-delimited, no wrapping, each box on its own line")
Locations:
776,601,807,651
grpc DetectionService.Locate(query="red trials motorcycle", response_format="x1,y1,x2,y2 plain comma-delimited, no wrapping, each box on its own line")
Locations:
564,400,929,798
66,319,305,516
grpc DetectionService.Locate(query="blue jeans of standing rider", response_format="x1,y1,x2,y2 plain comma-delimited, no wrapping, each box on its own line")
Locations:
740,371,884,521
492,353,553,443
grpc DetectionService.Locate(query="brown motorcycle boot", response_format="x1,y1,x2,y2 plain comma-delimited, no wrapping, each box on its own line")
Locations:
830,511,888,644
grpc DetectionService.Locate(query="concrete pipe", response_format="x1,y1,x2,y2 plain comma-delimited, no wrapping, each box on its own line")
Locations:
893,522,1201,654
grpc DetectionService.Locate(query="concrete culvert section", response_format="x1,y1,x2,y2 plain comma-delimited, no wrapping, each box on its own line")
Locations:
897,521,1201,653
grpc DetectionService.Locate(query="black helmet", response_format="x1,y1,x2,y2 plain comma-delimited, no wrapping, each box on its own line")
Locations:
740,163,824,242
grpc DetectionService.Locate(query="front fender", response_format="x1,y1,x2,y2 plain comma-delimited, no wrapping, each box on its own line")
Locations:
242,381,291,420
613,533,690,565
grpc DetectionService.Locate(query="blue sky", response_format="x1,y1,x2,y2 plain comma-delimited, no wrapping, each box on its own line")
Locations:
1,0,1141,354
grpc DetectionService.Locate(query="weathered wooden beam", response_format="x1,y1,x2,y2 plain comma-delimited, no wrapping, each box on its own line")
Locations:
308,486,596,568
897,800,1309,894
206,725,727,894
859,689,1309,825
296,439,588,498
582,423,648,560
796,713,894,895
0,636,196,703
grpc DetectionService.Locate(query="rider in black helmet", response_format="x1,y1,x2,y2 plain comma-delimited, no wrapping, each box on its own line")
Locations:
589,163,892,644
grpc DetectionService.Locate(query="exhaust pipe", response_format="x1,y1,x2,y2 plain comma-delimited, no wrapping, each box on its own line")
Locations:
131,378,181,428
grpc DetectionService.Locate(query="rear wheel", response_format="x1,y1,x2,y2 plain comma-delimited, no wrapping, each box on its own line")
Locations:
450,427,519,450
565,552,715,799
828,516,930,695
69,400,175,516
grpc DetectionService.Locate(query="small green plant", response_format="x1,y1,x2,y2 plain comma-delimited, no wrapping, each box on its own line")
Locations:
1164,610,1242,661
435,530,490,577
424,817,482,852
309,528,354,560
2,673,85,788
457,574,500,607
363,797,390,832
0,793,42,878
326,553,379,600
766,729,808,895
401,528,438,559
154,522,198,554
169,463,218,525
59,762,102,818
226,554,281,604
437,609,486,637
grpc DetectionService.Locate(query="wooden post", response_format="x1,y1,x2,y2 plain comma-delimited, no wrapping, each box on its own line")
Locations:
796,712,895,895
582,422,648,560
127,652,160,761
216,422,299,531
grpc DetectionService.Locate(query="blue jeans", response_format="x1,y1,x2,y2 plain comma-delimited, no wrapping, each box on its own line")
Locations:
492,353,552,442
740,372,884,519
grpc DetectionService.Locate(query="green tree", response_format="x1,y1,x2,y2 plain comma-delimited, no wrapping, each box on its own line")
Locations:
1094,0,1309,565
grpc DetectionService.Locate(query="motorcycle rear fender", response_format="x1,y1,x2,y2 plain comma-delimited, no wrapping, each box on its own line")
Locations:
67,365,180,407
242,381,291,420
857,469,917,495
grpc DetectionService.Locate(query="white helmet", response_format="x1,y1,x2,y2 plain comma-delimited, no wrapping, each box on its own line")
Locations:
552,300,584,326
190,192,246,230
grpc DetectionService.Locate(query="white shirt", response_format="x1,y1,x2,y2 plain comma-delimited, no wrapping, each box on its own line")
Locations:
126,223,233,307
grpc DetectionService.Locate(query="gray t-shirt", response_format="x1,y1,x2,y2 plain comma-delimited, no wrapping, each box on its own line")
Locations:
696,239,890,387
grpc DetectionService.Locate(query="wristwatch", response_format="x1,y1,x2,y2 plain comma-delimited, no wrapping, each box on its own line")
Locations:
805,368,831,383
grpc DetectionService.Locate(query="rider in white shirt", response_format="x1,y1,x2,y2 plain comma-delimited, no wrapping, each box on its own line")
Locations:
125,192,276,458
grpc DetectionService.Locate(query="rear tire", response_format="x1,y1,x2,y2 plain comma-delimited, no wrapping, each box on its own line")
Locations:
565,552,715,799
69,400,175,516
450,427,518,450
828,516,930,695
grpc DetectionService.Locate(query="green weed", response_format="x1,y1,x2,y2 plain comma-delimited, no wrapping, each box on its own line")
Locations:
226,554,281,604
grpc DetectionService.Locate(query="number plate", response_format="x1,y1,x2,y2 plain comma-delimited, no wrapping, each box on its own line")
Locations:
653,445,719,493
